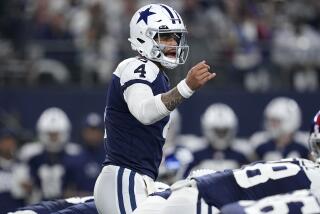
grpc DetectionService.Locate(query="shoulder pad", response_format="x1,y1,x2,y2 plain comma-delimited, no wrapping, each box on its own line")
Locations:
231,138,254,159
114,57,160,86
65,143,82,156
177,135,208,152
18,142,44,162
293,131,309,147
250,131,271,148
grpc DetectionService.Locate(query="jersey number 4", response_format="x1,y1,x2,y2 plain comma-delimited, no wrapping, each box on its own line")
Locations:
134,64,146,78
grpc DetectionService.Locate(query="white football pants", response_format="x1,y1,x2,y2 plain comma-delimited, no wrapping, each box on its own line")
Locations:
94,165,155,214
160,187,219,214
133,186,219,214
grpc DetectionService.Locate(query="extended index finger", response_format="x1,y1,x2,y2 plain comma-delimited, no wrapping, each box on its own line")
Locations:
193,60,210,70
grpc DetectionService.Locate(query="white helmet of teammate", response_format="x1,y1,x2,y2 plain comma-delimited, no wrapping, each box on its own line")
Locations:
201,103,238,150
128,4,189,69
36,107,71,152
309,110,320,162
264,97,301,138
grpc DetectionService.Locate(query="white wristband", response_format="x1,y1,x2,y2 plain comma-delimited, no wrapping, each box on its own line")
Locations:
177,79,194,98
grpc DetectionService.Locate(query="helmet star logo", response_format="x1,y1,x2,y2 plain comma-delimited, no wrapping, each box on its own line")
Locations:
137,7,156,24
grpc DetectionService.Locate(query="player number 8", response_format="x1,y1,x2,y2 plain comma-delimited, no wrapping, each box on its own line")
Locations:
233,162,301,188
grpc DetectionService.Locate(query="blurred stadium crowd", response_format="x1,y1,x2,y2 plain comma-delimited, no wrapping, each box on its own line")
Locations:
1,0,320,91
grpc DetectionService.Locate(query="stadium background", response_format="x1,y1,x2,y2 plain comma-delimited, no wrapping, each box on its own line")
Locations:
2,0,320,212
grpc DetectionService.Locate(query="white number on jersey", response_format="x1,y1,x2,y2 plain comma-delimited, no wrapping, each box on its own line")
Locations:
234,162,301,188
38,164,65,198
243,190,320,214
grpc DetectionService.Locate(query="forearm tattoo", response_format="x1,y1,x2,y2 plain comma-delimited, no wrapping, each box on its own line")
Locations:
161,87,185,111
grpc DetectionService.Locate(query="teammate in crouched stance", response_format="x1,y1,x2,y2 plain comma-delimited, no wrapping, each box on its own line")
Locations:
94,3,215,214
133,110,320,214
9,196,96,214
220,189,320,214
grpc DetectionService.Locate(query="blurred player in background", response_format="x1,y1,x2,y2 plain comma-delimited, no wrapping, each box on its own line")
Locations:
220,110,320,214
158,109,195,184
25,107,83,202
0,129,29,213
251,97,309,161
72,112,105,196
94,3,216,214
181,103,252,178
133,110,320,214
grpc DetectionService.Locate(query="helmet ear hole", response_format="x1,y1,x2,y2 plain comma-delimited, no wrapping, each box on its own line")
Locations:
137,38,145,44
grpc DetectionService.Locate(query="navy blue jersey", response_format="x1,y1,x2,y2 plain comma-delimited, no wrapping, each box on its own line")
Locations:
194,158,319,208
53,200,97,214
184,144,250,178
73,144,105,193
103,57,170,180
253,133,309,161
28,144,82,200
220,189,320,214
0,163,25,213
17,196,94,214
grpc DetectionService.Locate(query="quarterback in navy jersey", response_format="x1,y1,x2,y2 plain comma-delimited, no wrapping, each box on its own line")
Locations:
182,103,251,178
94,3,215,214
251,97,309,161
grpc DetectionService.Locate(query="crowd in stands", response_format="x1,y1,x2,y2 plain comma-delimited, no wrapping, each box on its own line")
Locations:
1,0,320,91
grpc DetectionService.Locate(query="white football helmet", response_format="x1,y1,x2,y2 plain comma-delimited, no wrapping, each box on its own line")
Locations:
264,97,301,138
128,4,189,69
309,110,320,162
36,107,71,152
201,103,238,150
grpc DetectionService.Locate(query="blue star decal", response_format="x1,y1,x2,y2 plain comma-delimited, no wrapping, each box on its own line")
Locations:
136,7,156,24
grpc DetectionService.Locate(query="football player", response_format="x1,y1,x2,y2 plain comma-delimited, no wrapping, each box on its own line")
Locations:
26,107,83,201
11,182,170,214
220,189,320,214
0,129,28,213
181,103,252,178
72,113,105,196
133,111,320,214
251,97,309,161
94,3,216,214
9,196,96,214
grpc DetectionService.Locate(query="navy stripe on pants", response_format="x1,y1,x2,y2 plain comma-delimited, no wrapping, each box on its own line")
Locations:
117,167,126,214
129,171,137,211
